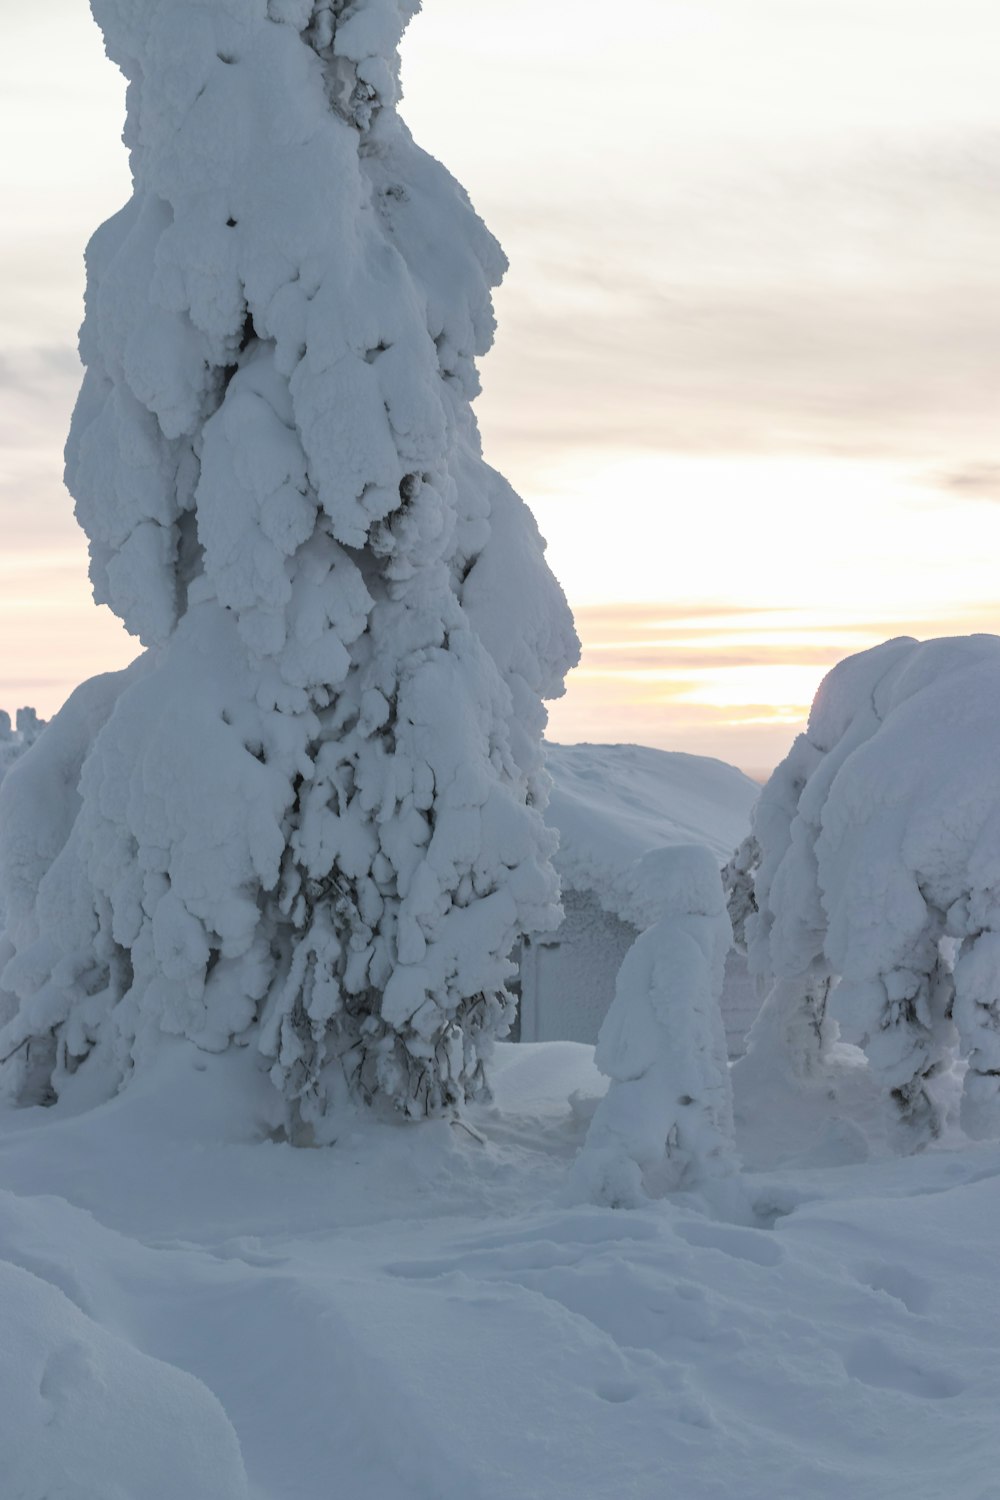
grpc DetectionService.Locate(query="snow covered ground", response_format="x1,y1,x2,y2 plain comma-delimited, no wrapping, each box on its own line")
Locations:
3,1038,999,1499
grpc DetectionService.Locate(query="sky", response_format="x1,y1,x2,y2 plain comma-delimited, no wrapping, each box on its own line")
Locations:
1,1,998,776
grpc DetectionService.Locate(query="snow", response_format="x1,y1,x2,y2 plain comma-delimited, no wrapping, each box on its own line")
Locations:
1,1252,248,1500
2,1039,1000,1498
545,742,759,929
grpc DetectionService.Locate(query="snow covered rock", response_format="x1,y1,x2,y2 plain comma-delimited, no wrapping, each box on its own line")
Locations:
0,0,578,1129
740,634,1000,1148
573,845,737,1207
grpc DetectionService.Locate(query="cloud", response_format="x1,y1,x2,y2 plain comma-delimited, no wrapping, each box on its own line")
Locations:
0,346,80,393
478,137,1000,473
934,463,1000,502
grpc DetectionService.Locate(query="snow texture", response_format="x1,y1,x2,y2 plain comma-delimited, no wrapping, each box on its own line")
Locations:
0,0,578,1127
741,635,1000,1148
1,1253,248,1500
574,845,738,1207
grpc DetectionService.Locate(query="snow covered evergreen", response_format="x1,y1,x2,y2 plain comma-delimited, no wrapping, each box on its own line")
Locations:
0,0,578,1130
740,635,1000,1147
573,845,737,1207
0,710,44,792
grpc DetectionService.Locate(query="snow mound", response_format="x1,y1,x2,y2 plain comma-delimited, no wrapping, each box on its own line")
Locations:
545,742,758,929
0,1248,247,1500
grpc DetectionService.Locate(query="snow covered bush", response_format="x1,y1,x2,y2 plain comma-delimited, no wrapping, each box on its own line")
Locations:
573,845,737,1207
740,634,1000,1148
0,710,45,792
0,0,577,1131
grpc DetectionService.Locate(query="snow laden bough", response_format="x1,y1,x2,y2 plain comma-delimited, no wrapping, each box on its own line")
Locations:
0,0,578,1133
573,845,738,1208
733,635,1000,1149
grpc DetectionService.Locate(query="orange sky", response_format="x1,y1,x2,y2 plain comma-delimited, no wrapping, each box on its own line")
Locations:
1,0,998,776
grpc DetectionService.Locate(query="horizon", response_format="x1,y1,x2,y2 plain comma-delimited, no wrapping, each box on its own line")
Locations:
2,0,998,776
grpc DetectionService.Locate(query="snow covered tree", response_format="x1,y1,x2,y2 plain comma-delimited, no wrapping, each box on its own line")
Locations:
573,845,738,1207
742,634,1000,1149
0,710,45,793
0,0,578,1133
722,833,758,953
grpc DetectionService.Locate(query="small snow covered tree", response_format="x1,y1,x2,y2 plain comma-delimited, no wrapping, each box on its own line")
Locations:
0,710,45,792
742,634,1000,1149
0,0,578,1132
573,845,737,1207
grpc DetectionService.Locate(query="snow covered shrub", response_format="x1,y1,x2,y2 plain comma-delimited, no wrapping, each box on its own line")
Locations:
742,635,1000,1148
574,845,737,1207
0,0,578,1131
0,710,45,792
722,833,758,952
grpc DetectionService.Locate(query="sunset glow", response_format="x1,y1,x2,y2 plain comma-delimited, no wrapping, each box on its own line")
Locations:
2,0,997,776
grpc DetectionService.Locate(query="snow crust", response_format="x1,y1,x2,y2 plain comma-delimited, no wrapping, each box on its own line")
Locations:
545,742,758,929
1,0,578,1125
741,635,1000,1146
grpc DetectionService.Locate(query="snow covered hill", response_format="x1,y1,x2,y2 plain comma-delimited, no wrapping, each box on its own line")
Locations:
545,741,759,924
523,743,760,1053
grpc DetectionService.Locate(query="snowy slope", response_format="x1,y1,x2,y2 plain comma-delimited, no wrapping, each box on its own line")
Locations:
3,1040,999,1499
545,742,758,927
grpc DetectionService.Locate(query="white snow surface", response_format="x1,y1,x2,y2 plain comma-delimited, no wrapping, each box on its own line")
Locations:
3,1039,1000,1498
544,742,758,929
